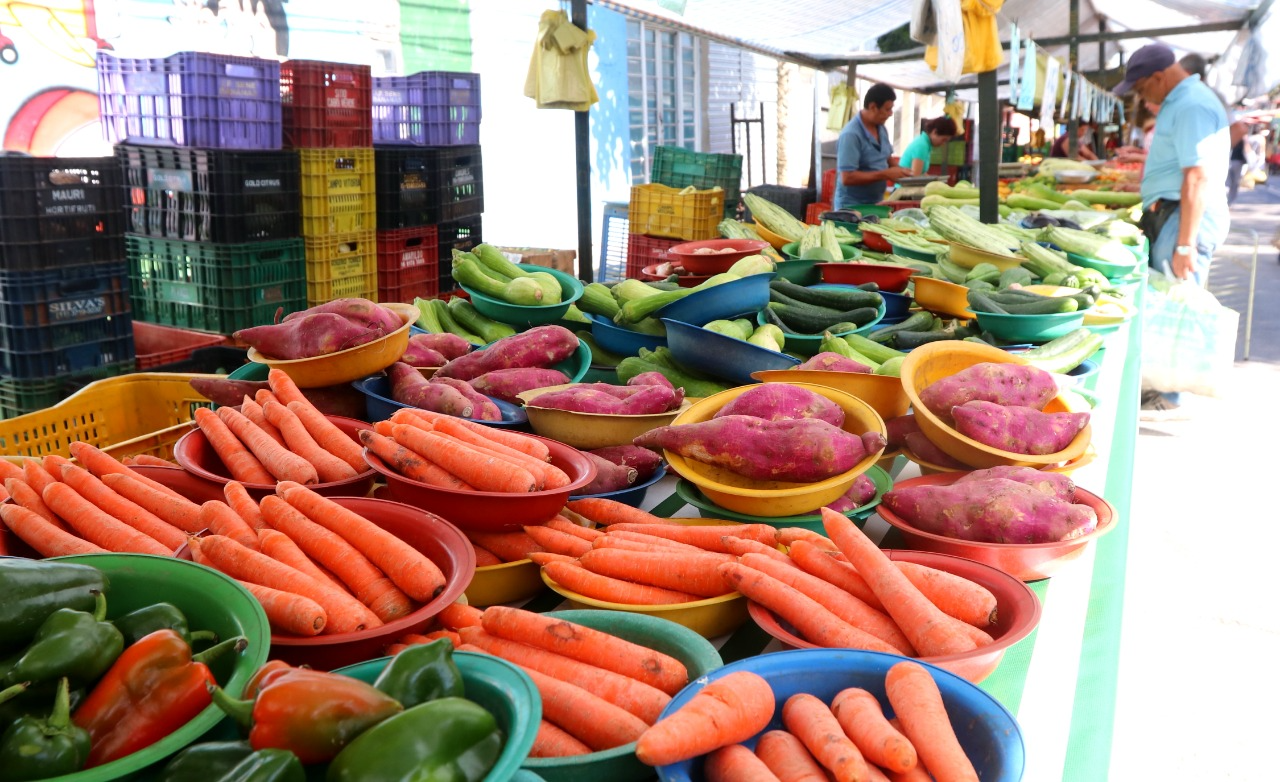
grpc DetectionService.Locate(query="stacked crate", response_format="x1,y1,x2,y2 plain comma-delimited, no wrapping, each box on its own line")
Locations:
372,71,483,297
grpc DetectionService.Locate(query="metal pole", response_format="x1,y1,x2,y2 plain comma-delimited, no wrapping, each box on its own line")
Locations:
571,0,594,283
978,70,1000,223
1067,0,1080,158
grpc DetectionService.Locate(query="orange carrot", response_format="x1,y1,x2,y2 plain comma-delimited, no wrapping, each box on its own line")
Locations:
506,662,649,751
391,425,536,493
528,552,578,567
789,540,884,611
262,401,359,483
783,693,870,782
755,729,830,782
41,482,171,556
530,720,591,758
240,395,286,447
254,388,281,408
822,510,977,658
22,459,59,496
543,561,702,606
0,504,105,557
706,744,784,782
278,482,446,602
266,368,308,406
595,530,711,554
5,477,67,531
373,420,396,437
472,546,502,567
200,501,260,550
60,464,187,551
884,661,979,782
122,454,177,467
894,562,998,627
481,606,689,695
238,580,327,636
831,688,918,774
464,530,541,562
866,766,893,782
589,535,731,559
384,643,411,656
420,629,461,645
217,406,318,484
881,720,933,782
437,601,483,631
419,415,569,489
224,481,267,530
635,671,775,765
286,401,366,473
43,454,72,476
603,522,777,552
545,515,603,541
523,525,593,557
721,536,792,563
565,498,673,527
0,460,23,483
578,548,734,598
777,527,839,550
68,442,185,499
397,408,550,461
718,562,900,655
257,528,345,592
192,408,275,484
261,495,413,623
101,472,204,533
359,430,473,490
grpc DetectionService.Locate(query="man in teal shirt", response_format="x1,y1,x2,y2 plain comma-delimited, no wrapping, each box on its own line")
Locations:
834,83,911,209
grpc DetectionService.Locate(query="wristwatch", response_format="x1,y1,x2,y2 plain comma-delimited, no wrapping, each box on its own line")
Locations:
1174,245,1193,256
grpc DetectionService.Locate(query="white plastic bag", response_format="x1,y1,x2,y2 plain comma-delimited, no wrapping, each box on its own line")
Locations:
1140,272,1240,398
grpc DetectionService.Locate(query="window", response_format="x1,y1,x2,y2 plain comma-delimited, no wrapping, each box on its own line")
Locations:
627,20,700,182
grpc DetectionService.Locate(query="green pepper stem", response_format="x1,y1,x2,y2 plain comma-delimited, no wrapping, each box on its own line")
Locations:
92,591,108,622
208,684,254,730
189,629,220,645
49,678,71,729
0,682,29,706
193,636,247,666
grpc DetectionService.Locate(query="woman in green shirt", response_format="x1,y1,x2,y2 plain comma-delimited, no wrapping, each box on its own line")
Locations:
898,117,958,175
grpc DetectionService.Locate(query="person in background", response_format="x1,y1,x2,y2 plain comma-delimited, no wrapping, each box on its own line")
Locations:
1049,122,1098,160
1227,120,1250,203
834,83,911,209
897,117,958,176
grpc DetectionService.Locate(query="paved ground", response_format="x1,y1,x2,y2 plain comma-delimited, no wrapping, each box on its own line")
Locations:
1110,182,1280,780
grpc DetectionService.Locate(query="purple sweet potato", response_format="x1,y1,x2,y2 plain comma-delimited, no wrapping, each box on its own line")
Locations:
527,388,626,414
409,332,473,360
400,339,448,369
882,478,1098,544
234,313,382,360
919,362,1059,419
884,414,920,451
615,385,683,415
903,432,968,470
434,325,579,381
713,384,845,427
283,298,403,333
579,453,640,495
468,368,572,405
626,371,675,390
189,378,270,407
431,377,503,421
825,474,878,513
587,446,663,483
633,415,881,483
952,401,1090,456
387,361,474,417
795,352,873,373
956,465,1076,503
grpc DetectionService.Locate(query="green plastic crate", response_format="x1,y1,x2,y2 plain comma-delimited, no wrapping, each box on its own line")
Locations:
650,146,743,216
0,360,135,419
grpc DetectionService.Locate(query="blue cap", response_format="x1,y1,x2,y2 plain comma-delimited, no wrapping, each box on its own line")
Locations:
1115,44,1176,95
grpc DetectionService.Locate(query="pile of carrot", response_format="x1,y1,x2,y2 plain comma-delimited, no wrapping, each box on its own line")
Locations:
360,407,569,494
192,368,368,486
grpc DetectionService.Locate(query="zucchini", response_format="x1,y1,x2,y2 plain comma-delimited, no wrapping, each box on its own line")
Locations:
447,298,517,343
966,290,1009,314
705,319,754,341
761,306,799,334
413,297,444,333
937,256,971,285
1018,328,1105,373
769,279,882,310
617,349,731,398
748,324,786,352
842,333,906,365
578,283,620,318
473,243,530,279
869,311,935,343
973,289,1077,314
818,334,881,369
452,257,544,305
895,329,962,349
429,299,483,345
998,267,1035,289
965,262,1001,284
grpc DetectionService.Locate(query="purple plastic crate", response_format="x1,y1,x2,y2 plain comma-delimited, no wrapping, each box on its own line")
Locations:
372,71,481,147
97,51,282,150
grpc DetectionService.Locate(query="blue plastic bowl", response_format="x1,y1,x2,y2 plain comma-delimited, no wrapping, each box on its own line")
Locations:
570,464,668,508
351,375,529,427
589,314,666,356
652,273,776,326
878,290,913,320
655,649,1025,782
661,318,799,385
462,264,586,328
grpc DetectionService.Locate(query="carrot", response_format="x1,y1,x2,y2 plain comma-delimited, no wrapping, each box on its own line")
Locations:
578,548,734,598
0,460,23,483
261,495,413,622
391,425,536,493
880,764,933,782
43,454,72,476
359,430,472,490
266,368,308,406
101,472,204,533
831,688,918,774
286,401,366,473
217,406,319,484
755,729,830,782
884,661,979,782
60,465,187,551
397,408,550,461
528,552,578,567
122,454,177,467
721,536,792,563
589,535,732,559
635,671,775,765
777,527,839,549
544,560,702,606
419,415,569,489
200,501,260,550
788,540,884,611
254,388,281,408
437,601,483,631
783,693,870,782
384,643,411,656
68,442,186,500
458,626,671,723
5,477,67,531
419,629,461,646
192,408,275,484
481,606,689,695
544,515,603,541
0,504,106,557
503,661,649,751
565,498,673,527
22,459,59,496
707,744,784,782
190,535,380,634
257,528,345,592
373,420,396,437
523,525,593,557
239,580,327,636
604,522,777,552
41,482,171,556
822,510,978,658
240,395,286,447
866,765,893,782
224,481,267,530
530,720,591,758
277,482,447,602
894,562,998,627
262,401,359,484
464,530,541,562
595,530,710,554
718,562,900,654
473,546,502,567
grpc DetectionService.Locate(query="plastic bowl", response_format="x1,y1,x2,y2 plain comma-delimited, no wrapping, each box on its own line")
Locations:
662,317,800,384
877,472,1118,581
244,303,418,388
861,230,894,253
516,383,691,449
520,609,722,782
580,365,620,384
569,464,668,508
1053,169,1098,184
654,648,1025,781
43,553,271,781
945,241,1022,272
465,336,593,386
666,238,770,274
172,414,377,500
903,440,1099,477
750,369,909,422
350,375,528,428
365,434,597,532
751,220,790,250
641,264,713,288
817,262,915,292
755,299,885,356
900,340,1093,469
651,272,776,326
890,241,945,262
673,464,891,532
747,549,1042,683
912,276,975,319
771,259,821,285
780,241,861,262
463,558,546,608
462,264,586,328
1066,250,1139,278
973,309,1087,343
879,290,912,320
589,314,667,356
663,382,886,518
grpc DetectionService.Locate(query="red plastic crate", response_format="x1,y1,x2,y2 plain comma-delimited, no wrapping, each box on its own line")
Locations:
133,321,226,369
280,60,373,148
822,169,837,203
625,233,682,279
376,226,439,303
806,201,831,225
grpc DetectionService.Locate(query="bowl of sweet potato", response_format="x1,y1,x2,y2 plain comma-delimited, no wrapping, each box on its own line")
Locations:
516,382,691,450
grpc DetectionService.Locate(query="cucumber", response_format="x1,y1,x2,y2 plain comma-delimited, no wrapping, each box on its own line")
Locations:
895,329,962,349
842,333,906,365
769,279,882,311
869,311,935,343
761,306,799,334
430,299,483,345
1001,297,1079,315
967,290,1009,314
447,298,517,343
1019,328,1105,373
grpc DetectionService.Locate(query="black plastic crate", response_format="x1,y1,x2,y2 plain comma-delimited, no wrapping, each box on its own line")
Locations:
743,184,817,221
0,155,125,273
435,215,482,292
375,146,483,228
149,345,249,374
0,313,135,379
0,262,130,333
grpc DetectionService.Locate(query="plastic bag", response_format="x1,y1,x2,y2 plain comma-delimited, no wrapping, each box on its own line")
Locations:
1140,272,1239,398
524,10,598,111
827,84,856,132
959,0,1004,74
920,0,965,82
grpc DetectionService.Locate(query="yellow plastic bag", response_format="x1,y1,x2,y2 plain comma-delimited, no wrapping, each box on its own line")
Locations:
925,0,1004,75
524,10,598,111
827,83,857,131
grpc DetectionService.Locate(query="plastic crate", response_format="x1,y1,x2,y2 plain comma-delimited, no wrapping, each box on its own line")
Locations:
625,234,681,279
821,169,837,203
599,202,630,282
133,321,227,369
744,184,815,221
127,235,307,335
304,231,377,305
805,201,831,225
628,184,723,242
0,262,129,332
0,365,137,421
280,59,373,148
148,345,247,375
0,313,134,379
117,145,301,244
299,148,376,237
374,146,483,228
0,156,125,273
376,226,438,304
435,215,482,292
372,71,482,147
649,146,743,216
96,51,282,150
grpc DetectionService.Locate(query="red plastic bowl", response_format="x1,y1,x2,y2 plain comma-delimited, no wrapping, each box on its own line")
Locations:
861,231,894,253
641,263,713,288
173,415,376,499
875,472,1117,581
666,238,770,274
748,549,1041,683
364,434,597,532
817,262,916,293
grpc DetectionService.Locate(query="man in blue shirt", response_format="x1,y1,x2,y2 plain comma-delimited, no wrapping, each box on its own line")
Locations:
834,83,911,210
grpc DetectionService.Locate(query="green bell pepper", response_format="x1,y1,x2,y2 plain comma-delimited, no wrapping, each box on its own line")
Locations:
0,559,106,653
6,593,124,687
0,678,90,781
160,742,303,782
373,639,464,709
111,603,218,648
326,698,503,782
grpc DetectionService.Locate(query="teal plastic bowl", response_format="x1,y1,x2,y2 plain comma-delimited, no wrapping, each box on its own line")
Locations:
772,259,821,285
780,241,862,263
462,264,586,328
520,609,722,782
973,309,1086,344
755,297,886,356
890,241,945,262
472,336,593,384
673,464,891,533
580,364,620,384
661,317,799,384
651,273,776,327
589,314,666,356
1066,250,1139,279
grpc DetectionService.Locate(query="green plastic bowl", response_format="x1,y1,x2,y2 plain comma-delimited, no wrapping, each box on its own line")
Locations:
755,297,886,356
1066,251,1139,278
972,310,1086,344
44,553,271,782
473,336,593,384
462,264,586,328
579,364,620,383
772,259,821,285
780,241,862,262
672,465,892,533
890,241,945,262
521,610,722,782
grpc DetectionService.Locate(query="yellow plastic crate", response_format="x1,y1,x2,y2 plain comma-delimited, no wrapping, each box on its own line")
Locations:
0,373,218,462
304,230,378,305
299,147,377,237
628,183,724,241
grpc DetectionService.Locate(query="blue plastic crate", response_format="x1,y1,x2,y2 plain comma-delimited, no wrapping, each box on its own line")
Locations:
0,314,135,379
372,71,481,147
0,262,130,332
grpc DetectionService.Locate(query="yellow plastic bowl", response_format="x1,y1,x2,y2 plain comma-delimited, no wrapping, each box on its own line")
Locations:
663,382,886,518
752,220,791,250
751,369,910,422
912,277,975,320
1021,285,1138,326
900,341,1093,469
245,303,418,388
515,383,691,450
945,241,1023,272
464,559,545,608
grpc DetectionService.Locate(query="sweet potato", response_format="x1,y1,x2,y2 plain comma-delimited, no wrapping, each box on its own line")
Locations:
527,387,626,414
633,415,883,483
952,401,1090,456
189,378,270,407
713,384,845,427
795,352,873,373
387,361,474,417
884,414,919,450
431,377,503,421
825,473,878,513
400,335,449,368
626,371,675,390
903,432,968,469
579,453,639,494
468,368,572,405
435,325,580,381
919,362,1059,419
882,478,1098,543
587,446,663,482
283,298,403,333
408,332,473,360
234,313,383,360
956,465,1075,503
615,385,682,415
